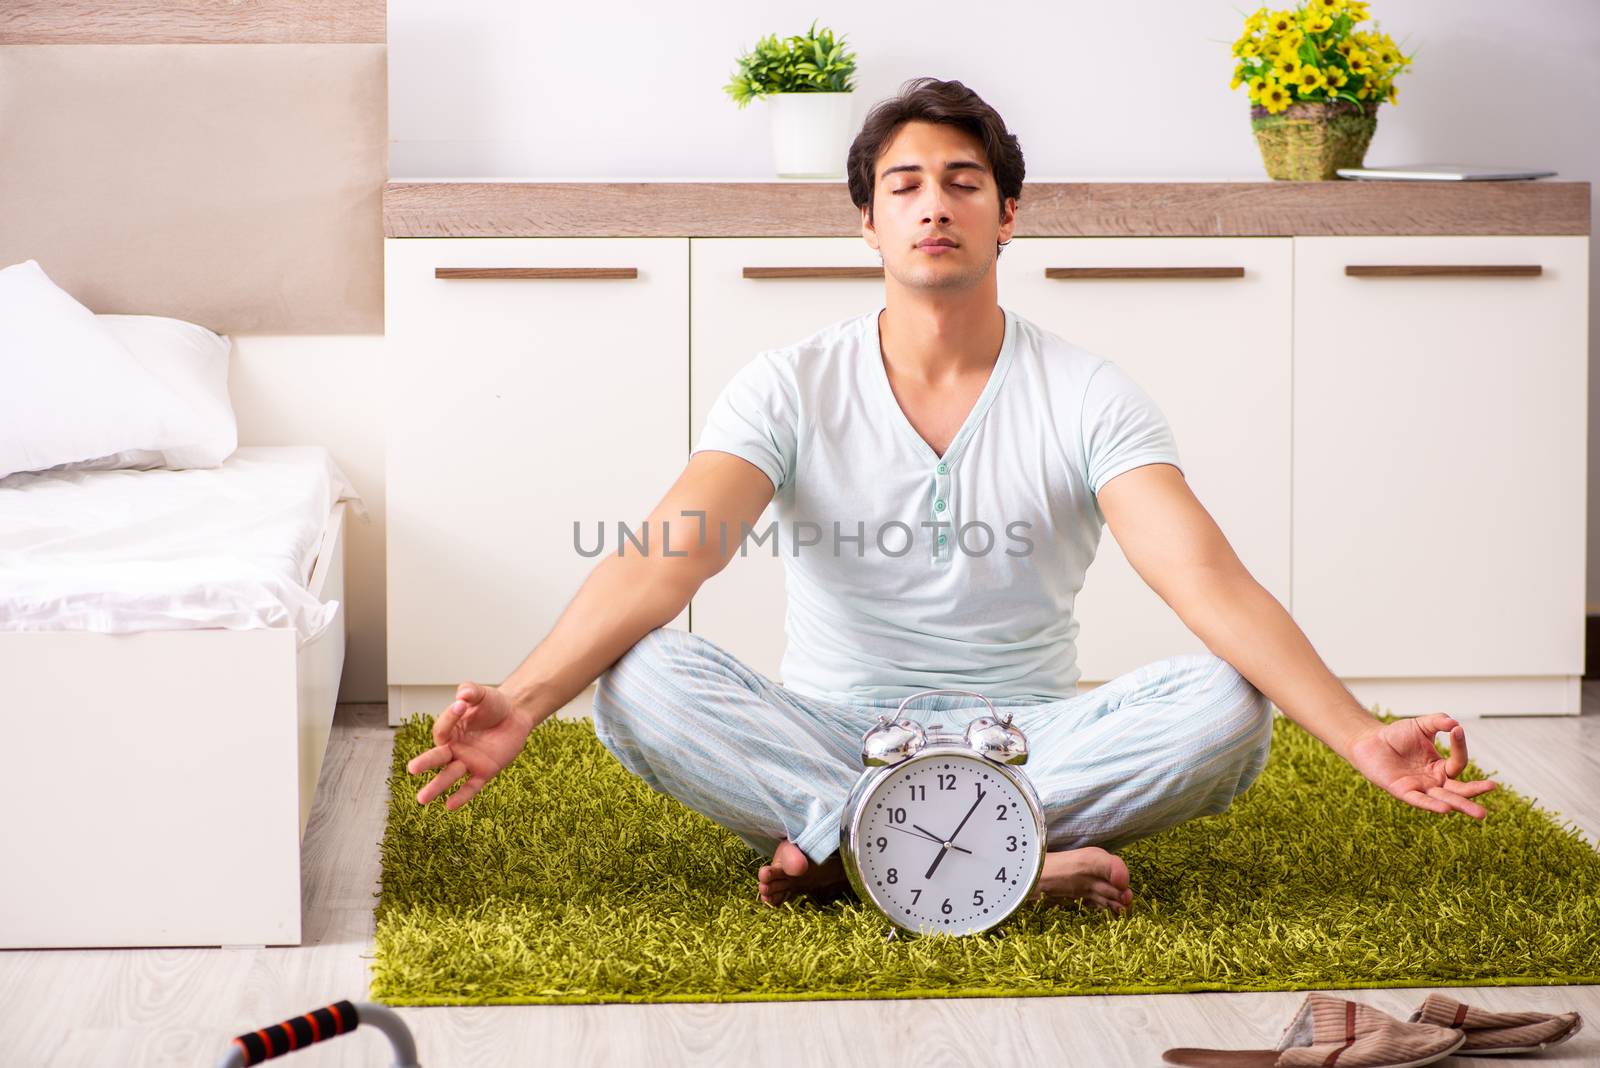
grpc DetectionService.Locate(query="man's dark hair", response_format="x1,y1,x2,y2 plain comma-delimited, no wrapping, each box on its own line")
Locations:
846,77,1025,255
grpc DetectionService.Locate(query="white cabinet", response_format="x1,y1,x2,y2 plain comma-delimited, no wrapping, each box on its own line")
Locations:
385,238,689,722
687,238,885,680
383,230,1588,720
1291,237,1588,699
1000,238,1294,682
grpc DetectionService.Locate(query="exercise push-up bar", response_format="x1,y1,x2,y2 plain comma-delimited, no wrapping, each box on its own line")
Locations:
215,1000,421,1067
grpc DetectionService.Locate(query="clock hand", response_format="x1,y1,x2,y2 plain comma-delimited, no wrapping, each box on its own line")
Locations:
908,824,973,854
887,823,944,846
925,789,986,880
946,788,986,845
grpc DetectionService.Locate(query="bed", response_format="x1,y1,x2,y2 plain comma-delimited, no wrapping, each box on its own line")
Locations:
0,1,385,949
0,448,360,948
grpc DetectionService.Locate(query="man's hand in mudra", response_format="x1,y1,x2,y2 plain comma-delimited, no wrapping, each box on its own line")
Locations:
1347,714,1498,819
406,682,535,810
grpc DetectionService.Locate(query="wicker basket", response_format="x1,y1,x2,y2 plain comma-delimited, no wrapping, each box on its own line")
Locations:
1250,99,1379,181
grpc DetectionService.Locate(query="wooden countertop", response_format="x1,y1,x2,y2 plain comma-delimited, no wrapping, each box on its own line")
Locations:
384,179,1590,238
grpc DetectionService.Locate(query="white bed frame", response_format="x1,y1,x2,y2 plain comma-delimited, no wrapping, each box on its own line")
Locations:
0,501,349,949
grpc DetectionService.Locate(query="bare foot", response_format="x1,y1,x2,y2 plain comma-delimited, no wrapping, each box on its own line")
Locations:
757,838,848,907
1028,846,1133,914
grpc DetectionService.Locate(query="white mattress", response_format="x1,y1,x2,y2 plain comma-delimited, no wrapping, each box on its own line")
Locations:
0,446,364,645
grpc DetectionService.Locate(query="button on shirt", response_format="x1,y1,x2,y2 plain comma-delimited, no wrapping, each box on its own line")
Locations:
692,304,1183,703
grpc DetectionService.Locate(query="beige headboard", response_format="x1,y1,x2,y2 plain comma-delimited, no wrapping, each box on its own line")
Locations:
0,2,386,333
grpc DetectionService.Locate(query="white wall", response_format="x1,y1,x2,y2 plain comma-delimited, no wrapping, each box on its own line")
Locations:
231,336,386,702
293,0,1599,700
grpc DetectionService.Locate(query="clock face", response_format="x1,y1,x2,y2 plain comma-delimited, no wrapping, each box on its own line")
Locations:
851,751,1043,935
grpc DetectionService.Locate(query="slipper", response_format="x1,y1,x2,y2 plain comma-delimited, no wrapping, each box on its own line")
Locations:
1163,992,1465,1068
1409,991,1584,1055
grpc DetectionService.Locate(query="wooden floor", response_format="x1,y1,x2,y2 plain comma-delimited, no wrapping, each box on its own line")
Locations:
5,689,1599,1068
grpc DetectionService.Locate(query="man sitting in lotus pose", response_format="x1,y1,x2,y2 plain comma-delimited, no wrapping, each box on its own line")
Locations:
405,77,1497,913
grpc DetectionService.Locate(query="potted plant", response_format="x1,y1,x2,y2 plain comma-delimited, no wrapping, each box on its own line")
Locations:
1230,0,1416,180
724,20,859,179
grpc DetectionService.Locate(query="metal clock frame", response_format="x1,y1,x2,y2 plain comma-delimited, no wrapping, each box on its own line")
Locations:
837,689,1049,936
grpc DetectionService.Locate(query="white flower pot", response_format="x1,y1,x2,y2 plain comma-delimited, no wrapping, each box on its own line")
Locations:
766,91,855,179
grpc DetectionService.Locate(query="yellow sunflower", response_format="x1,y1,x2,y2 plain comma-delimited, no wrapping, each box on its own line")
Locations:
1294,65,1328,94
1267,11,1295,34
1231,64,1248,90
1274,53,1303,79
1303,8,1334,33
1259,81,1293,114
1325,65,1349,88
1346,49,1372,75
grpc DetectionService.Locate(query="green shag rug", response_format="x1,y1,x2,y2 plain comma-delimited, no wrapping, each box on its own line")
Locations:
370,713,1600,1005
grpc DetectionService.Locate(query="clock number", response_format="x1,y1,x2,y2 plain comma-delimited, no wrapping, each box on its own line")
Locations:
910,888,922,905
889,807,907,824
1006,835,1018,852
875,836,887,852
996,804,1008,821
995,867,1007,881
938,773,955,791
941,898,953,915
887,868,898,884
910,784,925,801
973,890,985,907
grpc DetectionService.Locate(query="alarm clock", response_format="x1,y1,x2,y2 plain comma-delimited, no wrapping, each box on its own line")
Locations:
838,688,1046,936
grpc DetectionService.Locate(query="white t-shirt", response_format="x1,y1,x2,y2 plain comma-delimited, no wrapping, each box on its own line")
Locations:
692,304,1182,703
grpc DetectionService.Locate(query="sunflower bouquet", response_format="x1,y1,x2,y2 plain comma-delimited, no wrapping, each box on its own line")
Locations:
1230,0,1415,178
1231,0,1413,113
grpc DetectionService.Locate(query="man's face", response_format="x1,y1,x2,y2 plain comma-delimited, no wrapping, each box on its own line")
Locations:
863,120,1016,293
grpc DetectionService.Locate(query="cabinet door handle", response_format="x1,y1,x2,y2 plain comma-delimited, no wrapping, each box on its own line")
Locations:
1344,264,1542,277
1044,266,1245,279
742,266,884,279
434,267,639,279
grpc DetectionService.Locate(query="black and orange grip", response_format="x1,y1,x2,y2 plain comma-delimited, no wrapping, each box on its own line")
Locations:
230,1000,360,1065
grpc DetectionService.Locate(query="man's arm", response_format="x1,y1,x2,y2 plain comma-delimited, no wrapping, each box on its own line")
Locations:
1097,462,1498,820
498,450,775,728
1094,462,1382,762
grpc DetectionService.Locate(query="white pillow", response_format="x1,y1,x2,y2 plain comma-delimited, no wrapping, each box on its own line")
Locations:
91,314,238,469
0,260,207,479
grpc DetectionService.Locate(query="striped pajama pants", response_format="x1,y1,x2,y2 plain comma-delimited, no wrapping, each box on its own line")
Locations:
590,627,1275,866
